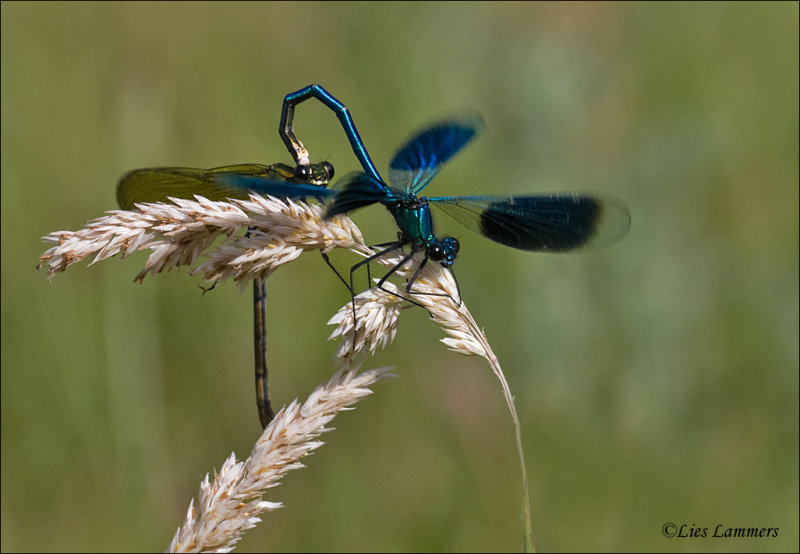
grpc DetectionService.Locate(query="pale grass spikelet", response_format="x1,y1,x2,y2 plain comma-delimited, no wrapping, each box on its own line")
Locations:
400,258,489,358
38,195,363,285
167,365,394,553
327,285,404,363
192,196,368,286
325,251,490,360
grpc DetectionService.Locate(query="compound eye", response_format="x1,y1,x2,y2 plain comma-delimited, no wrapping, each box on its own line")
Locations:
428,243,445,262
293,164,311,182
448,237,460,253
322,161,335,180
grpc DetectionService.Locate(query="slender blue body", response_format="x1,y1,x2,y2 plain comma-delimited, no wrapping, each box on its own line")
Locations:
280,85,381,183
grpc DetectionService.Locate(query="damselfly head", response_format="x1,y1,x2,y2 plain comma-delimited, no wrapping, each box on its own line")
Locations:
427,236,459,267
293,161,335,186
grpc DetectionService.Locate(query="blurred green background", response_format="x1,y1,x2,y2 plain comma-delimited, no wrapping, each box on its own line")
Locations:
2,2,797,552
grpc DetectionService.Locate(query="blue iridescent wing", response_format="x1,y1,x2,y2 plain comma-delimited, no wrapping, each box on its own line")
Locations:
388,114,485,195
428,194,631,252
324,172,392,218
117,164,334,210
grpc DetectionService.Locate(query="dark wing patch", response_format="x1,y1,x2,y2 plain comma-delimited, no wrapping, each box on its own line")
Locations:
429,194,630,252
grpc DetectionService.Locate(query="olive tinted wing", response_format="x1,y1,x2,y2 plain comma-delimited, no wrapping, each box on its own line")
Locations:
429,194,631,252
116,164,333,210
116,167,260,210
388,114,484,195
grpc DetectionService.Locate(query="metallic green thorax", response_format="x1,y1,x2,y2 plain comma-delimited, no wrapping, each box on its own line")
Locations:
388,196,435,246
